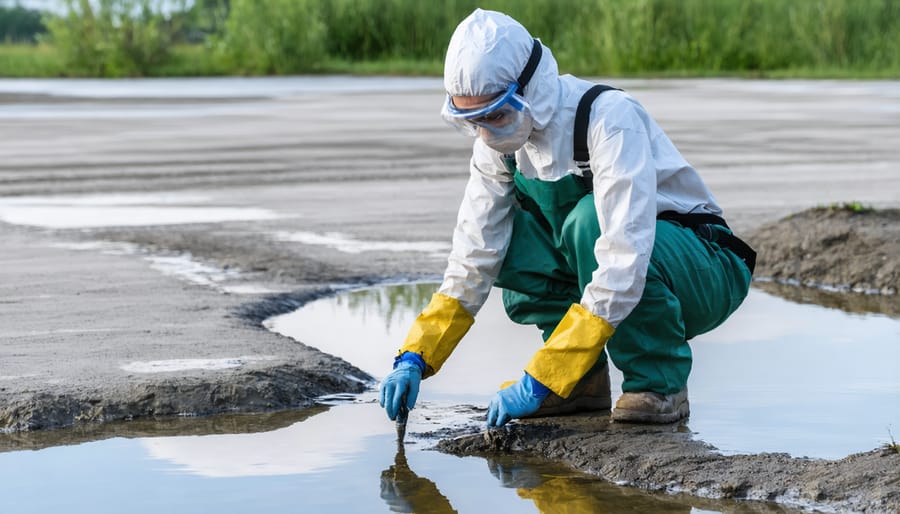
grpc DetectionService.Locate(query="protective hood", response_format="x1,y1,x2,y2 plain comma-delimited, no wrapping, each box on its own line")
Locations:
443,9,560,130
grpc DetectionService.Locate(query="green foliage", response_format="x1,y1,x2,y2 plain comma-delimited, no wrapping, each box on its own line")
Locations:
0,43,62,77
522,0,900,75
148,43,229,76
822,201,875,214
183,0,229,42
317,0,900,76
44,0,184,77
0,4,46,43
214,0,326,74
338,283,438,332
4,0,900,77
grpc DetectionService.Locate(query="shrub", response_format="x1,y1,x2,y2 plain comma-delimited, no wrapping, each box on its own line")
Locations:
215,0,326,74
44,0,182,77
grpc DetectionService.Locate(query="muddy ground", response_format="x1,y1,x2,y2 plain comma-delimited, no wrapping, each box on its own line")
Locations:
749,206,899,299
0,78,898,511
437,414,900,514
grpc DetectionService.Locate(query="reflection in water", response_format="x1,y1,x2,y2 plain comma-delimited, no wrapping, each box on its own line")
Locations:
754,280,899,318
381,447,457,514
142,402,393,477
0,400,800,513
269,283,899,458
0,408,326,454
379,448,791,514
337,282,438,332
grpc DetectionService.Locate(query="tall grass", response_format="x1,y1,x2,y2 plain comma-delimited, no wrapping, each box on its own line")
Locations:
44,0,184,77
0,44,63,77
6,0,900,78
240,0,900,76
214,0,327,74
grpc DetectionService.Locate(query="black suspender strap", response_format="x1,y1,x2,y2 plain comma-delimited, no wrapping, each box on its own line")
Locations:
573,84,620,164
657,211,730,229
573,84,620,191
516,39,543,95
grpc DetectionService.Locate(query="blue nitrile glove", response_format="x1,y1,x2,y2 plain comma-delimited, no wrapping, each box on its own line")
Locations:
486,373,550,428
379,352,426,420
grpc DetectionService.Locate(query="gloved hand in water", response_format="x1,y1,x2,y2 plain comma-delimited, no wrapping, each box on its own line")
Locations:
380,352,425,420
487,373,550,428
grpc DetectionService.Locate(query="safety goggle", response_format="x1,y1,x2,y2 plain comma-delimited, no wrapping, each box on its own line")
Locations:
441,82,532,137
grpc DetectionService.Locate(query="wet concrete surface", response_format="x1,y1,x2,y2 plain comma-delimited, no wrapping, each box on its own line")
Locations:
0,77,898,510
0,226,370,431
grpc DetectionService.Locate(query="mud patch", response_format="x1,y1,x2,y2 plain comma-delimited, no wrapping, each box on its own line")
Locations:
0,363,370,433
748,206,900,297
437,415,900,513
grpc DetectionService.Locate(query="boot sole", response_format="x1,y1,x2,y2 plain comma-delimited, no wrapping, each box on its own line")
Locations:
611,399,690,424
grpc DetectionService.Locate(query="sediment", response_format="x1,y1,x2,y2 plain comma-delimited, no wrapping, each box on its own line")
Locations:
748,207,900,297
437,414,900,514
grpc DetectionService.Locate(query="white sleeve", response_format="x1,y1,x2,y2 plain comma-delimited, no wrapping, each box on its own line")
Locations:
581,103,658,327
437,145,516,316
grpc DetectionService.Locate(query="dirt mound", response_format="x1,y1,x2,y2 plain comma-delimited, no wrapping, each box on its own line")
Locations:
748,206,900,295
437,415,900,513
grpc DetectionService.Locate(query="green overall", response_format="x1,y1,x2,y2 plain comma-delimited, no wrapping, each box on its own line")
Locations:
494,169,752,394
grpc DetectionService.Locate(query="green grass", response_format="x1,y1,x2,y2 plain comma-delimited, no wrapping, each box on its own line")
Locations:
884,429,899,454
820,201,876,214
147,45,231,77
3,43,899,80
4,0,900,79
0,44,64,77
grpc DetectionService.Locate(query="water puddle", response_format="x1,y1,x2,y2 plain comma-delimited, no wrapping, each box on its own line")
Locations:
273,230,450,257
1,284,893,512
266,283,900,460
0,194,279,228
0,403,792,514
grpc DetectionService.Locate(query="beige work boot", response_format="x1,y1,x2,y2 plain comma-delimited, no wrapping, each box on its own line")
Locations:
611,388,689,423
526,362,611,418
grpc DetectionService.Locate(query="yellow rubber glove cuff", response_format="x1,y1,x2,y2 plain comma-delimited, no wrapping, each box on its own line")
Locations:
398,293,474,379
524,303,615,398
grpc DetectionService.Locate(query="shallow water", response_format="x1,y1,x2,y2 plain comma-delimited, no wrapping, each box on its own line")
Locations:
267,283,900,459
0,193,279,228
0,285,834,513
0,402,792,514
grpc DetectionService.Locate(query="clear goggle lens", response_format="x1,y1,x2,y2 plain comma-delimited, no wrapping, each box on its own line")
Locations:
441,83,531,137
